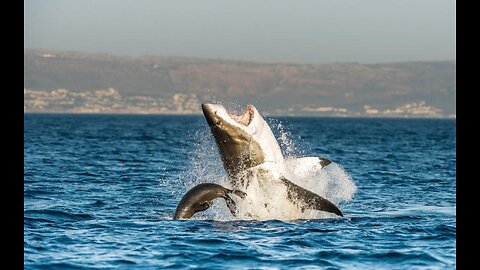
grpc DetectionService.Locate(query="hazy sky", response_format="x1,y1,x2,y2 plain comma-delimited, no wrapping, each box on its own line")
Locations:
25,0,455,64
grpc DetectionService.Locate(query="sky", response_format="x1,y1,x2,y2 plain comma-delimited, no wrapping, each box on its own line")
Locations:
24,0,455,64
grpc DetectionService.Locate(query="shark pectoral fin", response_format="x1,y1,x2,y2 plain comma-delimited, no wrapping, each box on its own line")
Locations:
280,177,343,217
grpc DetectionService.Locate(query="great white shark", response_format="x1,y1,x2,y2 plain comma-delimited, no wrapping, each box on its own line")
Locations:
174,103,343,220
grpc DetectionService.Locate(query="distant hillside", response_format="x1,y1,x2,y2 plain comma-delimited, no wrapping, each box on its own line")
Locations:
24,49,455,117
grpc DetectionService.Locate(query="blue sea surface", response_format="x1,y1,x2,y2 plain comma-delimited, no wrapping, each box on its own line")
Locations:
24,114,456,269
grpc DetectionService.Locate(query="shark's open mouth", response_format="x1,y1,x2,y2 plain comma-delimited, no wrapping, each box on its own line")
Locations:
228,105,254,126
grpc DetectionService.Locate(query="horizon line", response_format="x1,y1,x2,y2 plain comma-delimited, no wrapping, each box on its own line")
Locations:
24,47,457,66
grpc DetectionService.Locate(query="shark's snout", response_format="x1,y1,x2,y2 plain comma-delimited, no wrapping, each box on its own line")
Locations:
201,103,211,114
201,103,219,127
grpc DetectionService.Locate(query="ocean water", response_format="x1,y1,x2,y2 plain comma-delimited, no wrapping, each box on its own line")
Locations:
24,114,456,269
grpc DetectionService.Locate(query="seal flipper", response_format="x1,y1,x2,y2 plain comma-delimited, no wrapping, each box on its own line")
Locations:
223,189,247,216
231,189,247,199
280,176,343,217
224,195,238,216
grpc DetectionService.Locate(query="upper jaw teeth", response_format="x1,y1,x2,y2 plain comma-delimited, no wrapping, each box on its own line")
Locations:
229,106,253,126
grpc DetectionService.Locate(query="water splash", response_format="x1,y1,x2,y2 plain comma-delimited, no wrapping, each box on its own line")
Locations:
270,119,298,158
284,161,357,205
182,127,228,191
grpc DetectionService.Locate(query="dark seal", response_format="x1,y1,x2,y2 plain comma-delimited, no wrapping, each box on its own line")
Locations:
174,183,247,219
